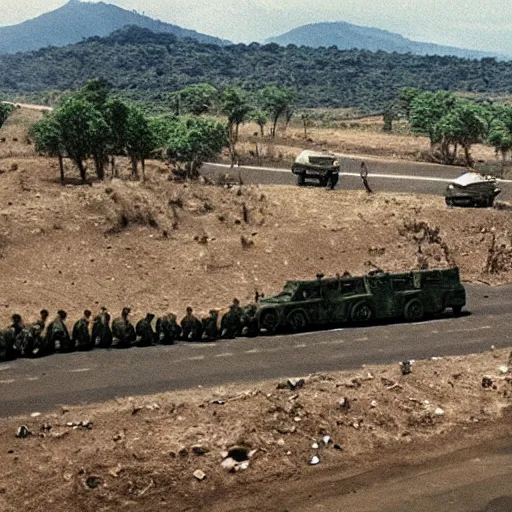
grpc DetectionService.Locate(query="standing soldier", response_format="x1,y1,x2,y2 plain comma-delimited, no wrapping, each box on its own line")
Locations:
112,307,136,349
180,307,203,342
135,313,156,347
46,310,73,353
156,313,181,345
73,310,94,351
92,307,112,349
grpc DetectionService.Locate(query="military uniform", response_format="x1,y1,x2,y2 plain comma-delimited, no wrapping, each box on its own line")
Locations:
47,316,72,353
180,311,203,342
221,303,244,339
156,314,181,345
201,310,219,341
92,310,112,349
135,314,155,347
112,314,136,349
73,317,93,351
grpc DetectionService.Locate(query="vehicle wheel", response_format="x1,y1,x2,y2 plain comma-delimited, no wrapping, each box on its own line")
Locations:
350,301,374,323
404,299,424,322
328,173,339,190
452,305,463,317
0,340,6,362
260,310,279,334
287,310,308,332
445,197,454,207
319,177,328,187
297,174,305,186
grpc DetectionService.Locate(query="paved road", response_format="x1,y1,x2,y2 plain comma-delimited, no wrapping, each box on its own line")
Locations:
1,284,511,417
203,161,512,201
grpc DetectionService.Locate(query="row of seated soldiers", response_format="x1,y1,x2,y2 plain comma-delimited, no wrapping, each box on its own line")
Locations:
0,299,250,361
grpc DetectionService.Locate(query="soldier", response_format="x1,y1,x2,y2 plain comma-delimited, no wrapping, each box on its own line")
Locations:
112,307,136,349
202,309,220,341
221,298,244,339
16,310,49,358
73,310,94,351
46,310,73,353
92,307,113,349
156,313,181,345
180,307,203,342
9,314,25,359
135,313,156,347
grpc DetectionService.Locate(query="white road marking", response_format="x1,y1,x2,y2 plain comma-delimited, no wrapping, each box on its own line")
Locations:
207,162,512,184
0,365,12,371
355,337,369,342
244,348,260,354
68,368,91,373
186,355,205,361
441,325,492,334
0,379,15,384
214,352,234,358
26,377,39,381
294,344,307,348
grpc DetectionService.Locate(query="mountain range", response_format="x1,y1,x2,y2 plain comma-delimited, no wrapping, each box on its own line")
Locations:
0,0,228,54
266,22,503,60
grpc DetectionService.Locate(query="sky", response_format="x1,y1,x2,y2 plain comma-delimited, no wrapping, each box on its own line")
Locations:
2,0,512,54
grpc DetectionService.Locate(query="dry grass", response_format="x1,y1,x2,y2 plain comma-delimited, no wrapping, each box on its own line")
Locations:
0,107,42,160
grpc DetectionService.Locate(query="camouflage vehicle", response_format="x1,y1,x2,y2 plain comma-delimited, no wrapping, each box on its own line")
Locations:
292,150,340,189
242,268,466,334
445,172,501,207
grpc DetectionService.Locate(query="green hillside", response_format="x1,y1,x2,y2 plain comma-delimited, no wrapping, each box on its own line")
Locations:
2,26,512,111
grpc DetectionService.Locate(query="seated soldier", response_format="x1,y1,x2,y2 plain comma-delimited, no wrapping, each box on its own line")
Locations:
73,310,94,351
112,307,136,349
156,313,181,345
9,314,25,359
180,307,203,342
202,310,220,341
221,298,244,339
92,307,113,349
16,309,49,358
47,310,73,353
135,313,156,347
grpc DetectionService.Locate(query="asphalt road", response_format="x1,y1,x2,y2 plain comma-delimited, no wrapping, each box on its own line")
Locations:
1,284,511,418
203,159,512,201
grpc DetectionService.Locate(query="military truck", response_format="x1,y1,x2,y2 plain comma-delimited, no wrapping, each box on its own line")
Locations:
242,268,466,334
445,172,501,207
292,150,340,189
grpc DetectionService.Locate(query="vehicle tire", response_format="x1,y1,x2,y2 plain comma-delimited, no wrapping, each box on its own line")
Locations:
260,310,279,334
350,301,374,323
328,173,339,190
404,299,424,322
287,310,308,332
296,174,305,186
452,305,463,317
0,337,6,363
445,197,454,207
319,177,328,187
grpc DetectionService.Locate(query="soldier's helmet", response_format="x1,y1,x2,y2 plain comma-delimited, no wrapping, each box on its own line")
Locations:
40,309,49,321
11,314,22,324
57,310,67,319
146,313,155,322
84,310,92,319
186,306,193,314
122,307,131,317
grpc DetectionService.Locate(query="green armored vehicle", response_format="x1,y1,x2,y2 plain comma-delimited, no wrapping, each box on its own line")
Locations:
243,268,466,334
445,172,501,208
292,150,340,189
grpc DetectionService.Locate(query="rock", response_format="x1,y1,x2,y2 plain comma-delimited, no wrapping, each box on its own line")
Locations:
434,407,445,416
227,445,249,462
15,426,30,439
193,469,206,481
178,446,188,457
311,442,319,449
221,457,238,472
333,444,342,451
400,361,412,375
191,445,209,456
308,455,320,465
239,460,250,470
322,435,331,446
63,472,73,482
211,400,225,405
339,397,350,411
40,423,52,432
370,400,378,408
81,420,93,429
85,476,101,489
30,412,41,418
482,376,493,389
248,449,259,458
277,439,285,447
277,378,305,390
499,366,509,374
108,465,123,478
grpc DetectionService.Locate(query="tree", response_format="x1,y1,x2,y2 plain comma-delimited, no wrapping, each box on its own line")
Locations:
436,101,486,166
0,103,14,129
52,97,107,182
125,107,156,180
250,109,268,137
166,117,227,179
221,87,252,166
170,84,218,116
30,114,66,183
104,99,131,176
258,86,296,137
74,78,112,109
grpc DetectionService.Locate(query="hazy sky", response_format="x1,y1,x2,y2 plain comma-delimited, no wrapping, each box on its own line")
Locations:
2,0,512,53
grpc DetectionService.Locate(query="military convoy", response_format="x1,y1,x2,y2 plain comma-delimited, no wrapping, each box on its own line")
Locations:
0,268,467,363
241,268,466,334
292,150,340,189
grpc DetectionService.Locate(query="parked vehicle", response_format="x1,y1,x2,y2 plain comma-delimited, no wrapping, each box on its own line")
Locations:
445,172,501,207
291,150,340,189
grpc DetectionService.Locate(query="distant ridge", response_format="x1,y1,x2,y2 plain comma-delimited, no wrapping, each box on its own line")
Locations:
0,0,229,54
266,21,505,60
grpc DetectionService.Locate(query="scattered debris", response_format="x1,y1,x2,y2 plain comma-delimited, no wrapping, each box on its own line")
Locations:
308,455,320,465
108,465,123,478
193,469,206,481
311,442,319,449
339,397,351,411
400,361,412,375
85,476,101,489
227,445,249,462
498,366,509,374
482,376,493,388
40,423,52,432
434,407,445,417
30,412,41,418
211,400,225,405
278,378,305,391
191,445,209,456
15,426,31,439
322,435,331,446
221,457,239,472
370,400,378,408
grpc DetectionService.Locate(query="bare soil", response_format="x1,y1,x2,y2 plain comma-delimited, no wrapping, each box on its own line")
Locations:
0,349,510,511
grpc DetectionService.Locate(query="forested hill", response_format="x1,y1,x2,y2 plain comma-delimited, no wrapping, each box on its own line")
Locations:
267,22,501,60
2,26,512,111
0,0,227,54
